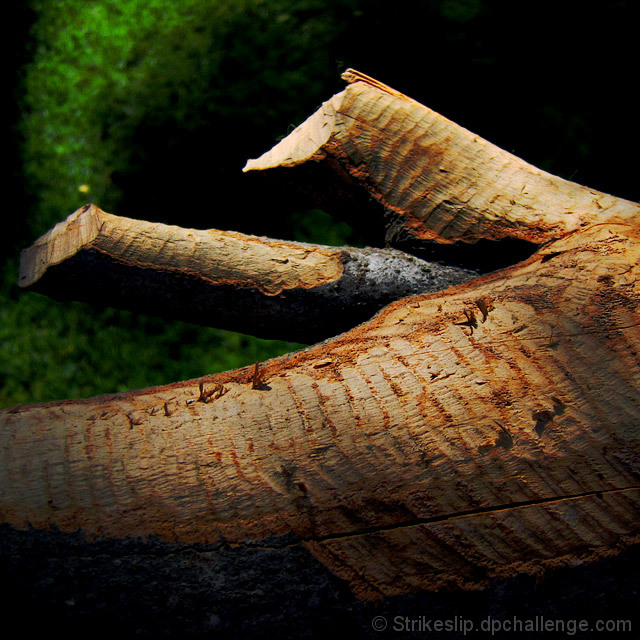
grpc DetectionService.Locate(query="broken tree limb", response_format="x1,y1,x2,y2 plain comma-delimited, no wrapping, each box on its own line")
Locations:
19,203,474,343
3,221,640,599
3,70,640,633
245,69,640,248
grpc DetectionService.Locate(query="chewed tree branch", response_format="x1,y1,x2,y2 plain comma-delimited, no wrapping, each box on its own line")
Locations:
3,69,640,606
19,204,475,343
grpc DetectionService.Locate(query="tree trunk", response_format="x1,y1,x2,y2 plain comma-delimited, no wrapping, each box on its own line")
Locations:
2,69,639,637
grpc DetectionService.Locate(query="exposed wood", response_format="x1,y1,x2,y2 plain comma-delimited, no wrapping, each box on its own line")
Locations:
4,69,640,630
19,203,343,294
19,203,474,342
4,221,640,599
245,69,640,247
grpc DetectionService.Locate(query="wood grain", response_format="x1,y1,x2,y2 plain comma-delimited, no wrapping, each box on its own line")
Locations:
246,69,640,246
4,221,640,598
19,203,343,295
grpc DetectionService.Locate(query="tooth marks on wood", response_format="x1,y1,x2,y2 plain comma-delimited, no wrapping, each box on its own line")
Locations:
4,71,640,607
18,205,477,344
245,69,640,249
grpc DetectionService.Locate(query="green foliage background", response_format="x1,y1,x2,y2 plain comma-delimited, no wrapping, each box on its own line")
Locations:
2,0,637,408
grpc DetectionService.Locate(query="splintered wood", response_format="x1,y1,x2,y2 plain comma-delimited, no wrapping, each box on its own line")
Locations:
2,70,640,600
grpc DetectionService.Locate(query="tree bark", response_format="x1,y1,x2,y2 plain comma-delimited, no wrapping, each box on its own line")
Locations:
18,203,474,343
3,69,640,636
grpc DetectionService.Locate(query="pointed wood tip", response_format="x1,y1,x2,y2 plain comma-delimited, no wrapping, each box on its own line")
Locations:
243,91,345,173
19,204,103,288
243,70,400,174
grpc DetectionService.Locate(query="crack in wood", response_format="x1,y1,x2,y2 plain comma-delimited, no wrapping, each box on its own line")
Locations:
245,485,640,550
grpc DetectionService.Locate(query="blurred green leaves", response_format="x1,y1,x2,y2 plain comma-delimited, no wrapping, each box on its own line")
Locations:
22,0,360,240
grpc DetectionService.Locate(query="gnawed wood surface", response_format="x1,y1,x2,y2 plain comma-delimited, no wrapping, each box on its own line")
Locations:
245,69,640,247
19,204,474,342
19,203,343,294
3,221,640,599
